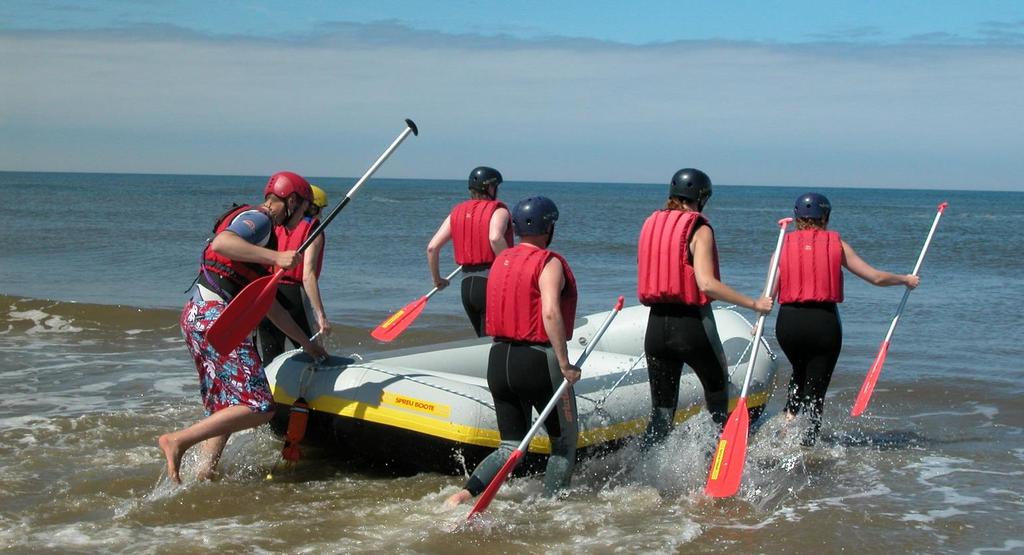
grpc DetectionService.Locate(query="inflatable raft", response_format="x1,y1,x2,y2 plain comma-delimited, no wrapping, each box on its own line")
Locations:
266,304,777,474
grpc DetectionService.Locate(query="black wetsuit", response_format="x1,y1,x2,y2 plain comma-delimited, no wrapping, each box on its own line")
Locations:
642,303,729,446
775,301,842,445
462,341,578,497
256,282,313,364
459,268,489,337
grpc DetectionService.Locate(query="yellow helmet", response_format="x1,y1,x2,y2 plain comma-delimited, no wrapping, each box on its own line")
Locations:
310,185,328,208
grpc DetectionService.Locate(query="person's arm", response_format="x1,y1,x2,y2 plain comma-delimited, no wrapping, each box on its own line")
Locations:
842,240,920,288
539,257,581,384
301,234,330,336
267,301,327,359
426,216,453,289
489,207,511,255
691,226,773,313
210,230,300,269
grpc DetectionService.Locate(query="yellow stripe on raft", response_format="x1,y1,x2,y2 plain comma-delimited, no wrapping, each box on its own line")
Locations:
272,386,770,455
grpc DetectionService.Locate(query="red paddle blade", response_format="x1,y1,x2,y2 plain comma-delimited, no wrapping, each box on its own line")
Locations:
851,340,891,417
466,449,524,521
370,296,428,342
705,397,751,498
206,272,282,355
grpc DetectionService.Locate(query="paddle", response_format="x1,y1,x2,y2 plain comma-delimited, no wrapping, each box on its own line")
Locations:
705,217,791,498
371,266,464,342
851,202,947,417
206,119,419,355
466,296,625,521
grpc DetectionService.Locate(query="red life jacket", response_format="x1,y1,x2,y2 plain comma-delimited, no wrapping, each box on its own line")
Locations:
777,229,844,304
200,204,274,293
636,210,720,306
485,244,578,343
275,217,324,284
450,199,513,267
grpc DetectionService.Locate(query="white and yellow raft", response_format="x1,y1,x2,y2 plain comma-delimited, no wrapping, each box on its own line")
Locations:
265,304,777,473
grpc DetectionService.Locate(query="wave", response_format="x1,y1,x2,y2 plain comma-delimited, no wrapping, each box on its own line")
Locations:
0,294,475,355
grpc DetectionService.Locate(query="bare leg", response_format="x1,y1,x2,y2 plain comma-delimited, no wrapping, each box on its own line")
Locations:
159,406,272,484
196,434,230,481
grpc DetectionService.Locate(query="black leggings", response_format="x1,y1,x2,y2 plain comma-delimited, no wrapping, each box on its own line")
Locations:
460,275,488,337
642,303,729,445
463,341,578,497
256,282,313,363
775,302,842,443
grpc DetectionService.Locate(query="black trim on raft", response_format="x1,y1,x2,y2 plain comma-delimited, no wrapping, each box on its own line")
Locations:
269,402,766,476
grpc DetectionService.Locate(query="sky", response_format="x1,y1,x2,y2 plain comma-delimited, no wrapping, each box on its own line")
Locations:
2,1,1022,191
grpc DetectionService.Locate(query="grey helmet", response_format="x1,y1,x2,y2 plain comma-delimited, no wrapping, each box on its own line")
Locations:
794,192,832,220
468,166,503,193
669,168,712,211
512,196,559,236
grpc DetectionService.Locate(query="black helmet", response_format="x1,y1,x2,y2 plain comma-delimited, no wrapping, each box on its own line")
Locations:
669,168,712,210
512,196,559,236
794,192,831,220
468,166,503,192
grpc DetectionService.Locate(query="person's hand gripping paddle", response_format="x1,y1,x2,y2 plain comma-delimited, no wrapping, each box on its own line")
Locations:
466,296,625,522
705,217,791,498
371,266,463,342
206,119,419,355
851,202,947,417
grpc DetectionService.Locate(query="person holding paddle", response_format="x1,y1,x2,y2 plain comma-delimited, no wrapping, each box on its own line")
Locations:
444,196,580,507
636,168,772,447
426,166,513,336
161,171,327,484
774,192,919,445
257,184,331,362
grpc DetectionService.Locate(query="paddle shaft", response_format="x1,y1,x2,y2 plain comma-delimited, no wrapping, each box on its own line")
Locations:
877,202,947,344
466,296,625,520
512,296,625,453
424,266,463,301
850,202,946,417
294,119,418,256
736,217,791,399
705,217,791,498
205,119,418,355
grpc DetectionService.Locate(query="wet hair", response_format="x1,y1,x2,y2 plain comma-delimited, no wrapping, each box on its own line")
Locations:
664,196,697,212
795,217,828,230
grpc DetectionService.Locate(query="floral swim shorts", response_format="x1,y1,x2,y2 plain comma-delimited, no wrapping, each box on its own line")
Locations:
180,298,274,416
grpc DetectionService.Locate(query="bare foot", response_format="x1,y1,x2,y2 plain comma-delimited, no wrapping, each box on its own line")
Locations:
158,434,184,484
443,489,473,509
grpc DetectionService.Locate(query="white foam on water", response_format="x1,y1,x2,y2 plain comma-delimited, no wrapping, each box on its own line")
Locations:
902,403,1000,420
909,455,1024,484
900,507,970,523
0,413,63,430
8,309,83,334
971,540,1024,554
152,376,195,396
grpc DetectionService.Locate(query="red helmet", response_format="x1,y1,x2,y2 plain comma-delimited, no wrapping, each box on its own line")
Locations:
265,171,312,202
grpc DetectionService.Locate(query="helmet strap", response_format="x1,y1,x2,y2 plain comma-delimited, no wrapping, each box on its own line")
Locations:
544,225,555,248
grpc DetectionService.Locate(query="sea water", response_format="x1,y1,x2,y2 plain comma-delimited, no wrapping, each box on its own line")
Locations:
0,171,1022,553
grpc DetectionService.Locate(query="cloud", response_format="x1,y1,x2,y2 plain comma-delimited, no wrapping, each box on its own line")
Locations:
977,19,1024,45
1,23,1022,190
805,26,886,43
